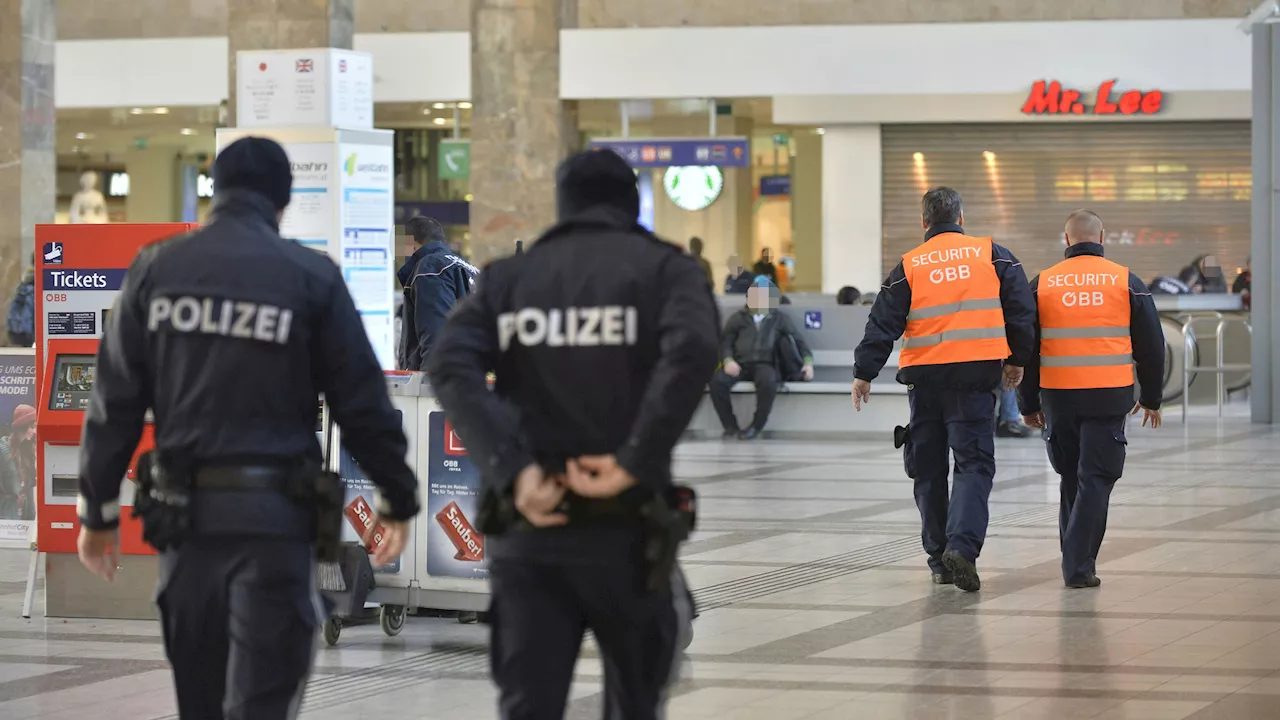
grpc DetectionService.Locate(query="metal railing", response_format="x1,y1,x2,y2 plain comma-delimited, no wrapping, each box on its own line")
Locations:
1180,312,1253,421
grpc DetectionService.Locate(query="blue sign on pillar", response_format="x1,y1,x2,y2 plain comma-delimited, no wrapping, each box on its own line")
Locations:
760,175,791,196
588,137,751,168
804,311,823,330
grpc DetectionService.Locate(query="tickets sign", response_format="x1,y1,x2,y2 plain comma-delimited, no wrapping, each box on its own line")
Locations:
425,412,487,580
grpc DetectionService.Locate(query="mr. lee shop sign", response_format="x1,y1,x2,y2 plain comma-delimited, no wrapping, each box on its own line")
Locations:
1021,79,1164,116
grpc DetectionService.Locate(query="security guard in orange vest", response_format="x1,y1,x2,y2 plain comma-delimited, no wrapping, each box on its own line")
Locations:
1018,209,1164,589
853,187,1035,592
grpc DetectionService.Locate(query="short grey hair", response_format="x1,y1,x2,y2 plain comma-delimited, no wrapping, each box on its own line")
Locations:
921,187,963,227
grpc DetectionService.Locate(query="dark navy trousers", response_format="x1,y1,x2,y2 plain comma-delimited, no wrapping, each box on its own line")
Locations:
157,537,320,720
905,388,997,573
1044,412,1127,584
488,553,691,720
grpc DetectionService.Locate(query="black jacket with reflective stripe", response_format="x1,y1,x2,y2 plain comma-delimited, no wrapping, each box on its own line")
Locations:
854,224,1037,392
1018,242,1166,417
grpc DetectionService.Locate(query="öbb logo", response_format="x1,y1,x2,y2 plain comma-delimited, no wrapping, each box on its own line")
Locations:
1022,80,1163,116
930,265,972,285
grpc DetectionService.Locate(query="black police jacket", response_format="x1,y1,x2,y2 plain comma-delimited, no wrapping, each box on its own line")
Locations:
426,206,721,548
77,189,420,530
397,241,478,371
1018,242,1166,418
854,224,1037,391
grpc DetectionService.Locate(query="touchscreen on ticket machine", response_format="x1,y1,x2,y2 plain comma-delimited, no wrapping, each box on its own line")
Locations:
34,224,195,556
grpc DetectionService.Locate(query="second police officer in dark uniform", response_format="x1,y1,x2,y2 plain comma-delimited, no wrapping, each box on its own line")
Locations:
75,137,421,720
428,149,720,720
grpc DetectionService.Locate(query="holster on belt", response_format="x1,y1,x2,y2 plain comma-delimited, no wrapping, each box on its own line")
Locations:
130,450,193,552
281,461,344,563
894,424,911,449
639,485,697,594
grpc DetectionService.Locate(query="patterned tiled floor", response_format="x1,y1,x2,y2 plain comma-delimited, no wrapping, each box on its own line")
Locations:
3,412,1280,719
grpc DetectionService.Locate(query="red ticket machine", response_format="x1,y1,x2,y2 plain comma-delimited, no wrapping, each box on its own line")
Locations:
37,339,156,555
34,223,194,618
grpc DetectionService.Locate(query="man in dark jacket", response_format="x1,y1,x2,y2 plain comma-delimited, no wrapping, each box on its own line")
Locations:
711,276,814,440
397,216,478,370
427,149,718,720
1019,210,1164,589
6,261,34,348
852,187,1035,592
724,255,754,294
689,236,714,287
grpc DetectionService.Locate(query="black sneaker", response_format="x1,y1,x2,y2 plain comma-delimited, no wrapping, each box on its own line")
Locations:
996,421,1033,439
722,429,739,439
942,550,981,592
1066,575,1102,589
739,427,761,441
932,572,954,585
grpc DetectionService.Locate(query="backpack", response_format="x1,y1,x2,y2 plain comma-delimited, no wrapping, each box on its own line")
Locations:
7,282,34,336
774,334,806,383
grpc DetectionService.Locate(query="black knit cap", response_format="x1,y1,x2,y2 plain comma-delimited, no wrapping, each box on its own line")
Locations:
212,136,293,210
556,149,640,222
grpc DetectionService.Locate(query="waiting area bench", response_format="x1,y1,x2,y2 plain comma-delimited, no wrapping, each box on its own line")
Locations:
688,300,909,439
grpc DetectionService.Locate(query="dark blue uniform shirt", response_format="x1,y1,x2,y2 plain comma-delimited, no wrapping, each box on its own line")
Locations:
77,189,420,530
854,223,1038,391
426,206,720,558
1018,242,1166,417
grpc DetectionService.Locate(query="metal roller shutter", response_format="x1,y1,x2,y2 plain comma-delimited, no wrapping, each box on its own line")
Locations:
881,122,1251,285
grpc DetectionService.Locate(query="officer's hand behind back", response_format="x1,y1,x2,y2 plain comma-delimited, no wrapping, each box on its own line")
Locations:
565,456,637,499
1023,412,1046,430
514,464,568,527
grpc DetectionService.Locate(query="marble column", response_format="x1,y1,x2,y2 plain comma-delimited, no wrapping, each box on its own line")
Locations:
226,0,355,124
0,0,55,308
124,146,182,222
469,0,580,264
790,130,823,293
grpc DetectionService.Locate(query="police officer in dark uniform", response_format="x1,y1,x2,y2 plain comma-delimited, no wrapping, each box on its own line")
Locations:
852,187,1036,593
75,137,421,719
427,149,720,720
1019,209,1164,589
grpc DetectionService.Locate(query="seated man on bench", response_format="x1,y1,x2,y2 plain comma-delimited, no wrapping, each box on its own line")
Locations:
711,276,814,440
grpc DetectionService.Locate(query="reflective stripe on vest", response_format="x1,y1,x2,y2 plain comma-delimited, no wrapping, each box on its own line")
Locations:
1036,254,1133,389
899,233,1010,368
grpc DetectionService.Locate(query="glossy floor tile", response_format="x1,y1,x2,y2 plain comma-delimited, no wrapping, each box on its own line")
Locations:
2,412,1279,718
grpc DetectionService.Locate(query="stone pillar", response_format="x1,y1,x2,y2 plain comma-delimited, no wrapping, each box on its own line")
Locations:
0,0,55,304
124,147,182,223
226,0,355,124
821,125,882,295
1251,25,1280,423
791,130,823,293
469,0,580,264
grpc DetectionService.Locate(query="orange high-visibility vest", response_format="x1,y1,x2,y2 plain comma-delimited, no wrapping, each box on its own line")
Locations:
900,233,1010,368
1036,254,1133,389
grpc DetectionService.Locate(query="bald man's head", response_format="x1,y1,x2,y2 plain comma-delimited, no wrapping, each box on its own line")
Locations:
1064,209,1104,246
